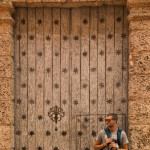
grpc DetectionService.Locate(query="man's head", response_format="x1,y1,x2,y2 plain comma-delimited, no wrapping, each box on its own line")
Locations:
105,113,118,128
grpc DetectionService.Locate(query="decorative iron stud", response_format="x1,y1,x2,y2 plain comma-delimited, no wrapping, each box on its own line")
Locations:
54,20,59,25
29,131,34,136
107,67,112,72
63,35,68,41
77,131,83,136
53,147,59,150
73,100,78,105
21,18,26,24
99,50,104,56
83,18,88,25
82,51,88,57
16,99,21,104
16,67,21,72
74,67,78,74
91,130,97,137
29,67,35,72
29,35,34,40
121,33,126,38
91,34,96,40
62,68,67,73
62,99,67,105
22,51,26,56
38,115,43,120
61,131,67,136
54,83,59,89
46,35,51,41
46,131,51,136
17,35,22,40
16,131,21,135
106,99,113,104
74,35,79,40
116,17,121,22
37,19,42,25
46,68,51,73
46,100,50,105
107,33,113,39
99,18,105,23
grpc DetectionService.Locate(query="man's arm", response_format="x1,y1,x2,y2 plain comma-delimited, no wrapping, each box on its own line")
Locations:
94,138,113,150
118,144,128,150
94,141,107,150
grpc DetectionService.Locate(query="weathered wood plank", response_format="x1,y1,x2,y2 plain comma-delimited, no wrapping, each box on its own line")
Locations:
114,6,123,129
19,7,28,149
97,6,106,116
89,7,98,150
35,7,44,149
60,8,70,150
76,115,81,150
80,7,90,150
81,115,90,150
28,8,36,150
43,8,53,150
97,6,106,132
52,8,61,150
105,6,114,114
122,7,129,132
70,8,81,150
14,7,20,150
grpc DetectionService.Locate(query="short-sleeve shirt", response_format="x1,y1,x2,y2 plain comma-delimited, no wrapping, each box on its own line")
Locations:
96,129,129,150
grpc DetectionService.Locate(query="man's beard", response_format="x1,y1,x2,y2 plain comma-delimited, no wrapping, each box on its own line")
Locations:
107,124,114,128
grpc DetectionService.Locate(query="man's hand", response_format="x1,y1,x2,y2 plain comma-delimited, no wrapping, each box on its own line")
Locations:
110,141,117,150
105,138,113,144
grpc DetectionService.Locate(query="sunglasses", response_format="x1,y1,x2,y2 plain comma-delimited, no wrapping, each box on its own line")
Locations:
105,119,114,122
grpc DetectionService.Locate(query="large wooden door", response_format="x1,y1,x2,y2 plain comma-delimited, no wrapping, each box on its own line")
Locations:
14,6,128,150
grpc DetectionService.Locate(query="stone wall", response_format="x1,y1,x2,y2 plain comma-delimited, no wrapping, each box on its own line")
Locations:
0,0,150,149
0,1,15,149
127,0,150,149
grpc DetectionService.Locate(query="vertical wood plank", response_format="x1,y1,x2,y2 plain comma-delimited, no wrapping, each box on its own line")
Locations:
14,8,20,150
28,8,36,150
19,7,28,149
105,6,114,114
43,8,53,150
97,6,106,132
76,115,81,150
70,8,81,150
35,8,44,149
52,8,61,150
60,8,70,150
89,7,98,150
114,6,123,128
80,7,90,150
122,7,129,133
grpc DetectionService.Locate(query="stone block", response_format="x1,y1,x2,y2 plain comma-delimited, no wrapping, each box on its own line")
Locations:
0,126,14,149
129,52,150,75
0,78,14,101
129,75,150,99
129,125,150,149
0,34,14,56
0,22,14,35
129,99,150,125
130,20,150,31
0,101,14,125
0,56,14,78
129,30,150,52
